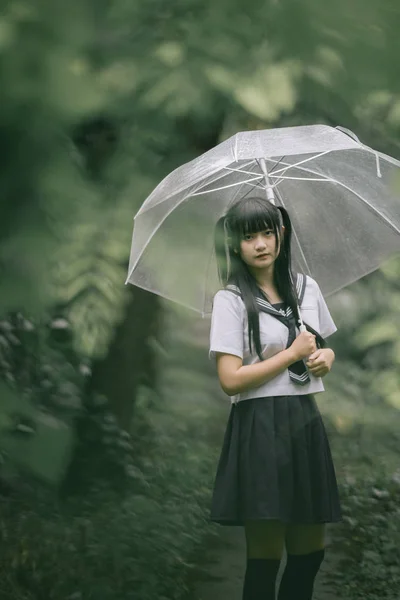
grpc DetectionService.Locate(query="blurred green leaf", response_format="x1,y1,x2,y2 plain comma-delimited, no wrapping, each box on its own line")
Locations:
355,317,399,349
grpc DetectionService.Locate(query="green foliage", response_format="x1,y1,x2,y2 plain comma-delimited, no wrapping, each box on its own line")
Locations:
322,263,400,419
355,318,398,349
0,313,84,417
51,183,134,359
0,311,139,488
0,383,221,600
63,393,137,494
0,0,108,315
293,266,400,598
334,473,400,600
0,313,82,483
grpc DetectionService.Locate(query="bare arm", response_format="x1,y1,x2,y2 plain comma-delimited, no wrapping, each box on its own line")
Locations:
216,349,298,396
216,331,317,396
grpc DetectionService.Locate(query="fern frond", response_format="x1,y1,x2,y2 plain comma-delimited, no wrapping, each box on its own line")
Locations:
52,161,158,359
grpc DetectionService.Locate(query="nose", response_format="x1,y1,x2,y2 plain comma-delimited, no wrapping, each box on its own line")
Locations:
255,235,267,250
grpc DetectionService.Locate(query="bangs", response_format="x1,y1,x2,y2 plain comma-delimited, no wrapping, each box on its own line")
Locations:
233,198,279,237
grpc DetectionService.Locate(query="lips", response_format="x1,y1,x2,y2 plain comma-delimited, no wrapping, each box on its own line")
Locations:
255,254,269,258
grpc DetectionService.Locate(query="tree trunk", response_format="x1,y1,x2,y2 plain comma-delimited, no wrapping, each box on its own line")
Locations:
88,286,161,429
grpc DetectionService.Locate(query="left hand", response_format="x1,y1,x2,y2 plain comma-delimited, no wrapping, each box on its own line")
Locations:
305,348,335,378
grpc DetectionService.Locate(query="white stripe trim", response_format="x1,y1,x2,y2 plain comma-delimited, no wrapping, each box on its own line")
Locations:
290,372,310,381
257,297,285,315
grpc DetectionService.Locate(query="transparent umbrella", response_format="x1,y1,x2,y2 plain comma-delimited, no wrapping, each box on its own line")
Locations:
125,124,400,316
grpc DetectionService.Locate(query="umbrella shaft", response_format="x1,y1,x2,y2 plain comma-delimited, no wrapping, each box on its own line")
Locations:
260,158,275,204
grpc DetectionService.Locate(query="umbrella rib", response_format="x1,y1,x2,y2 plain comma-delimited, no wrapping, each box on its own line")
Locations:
269,151,332,176
263,155,327,187
269,156,286,174
227,171,261,204
136,160,257,218
201,242,216,317
125,186,203,283
191,175,263,196
259,157,287,188
194,157,318,197
268,159,400,238
199,159,256,185
328,179,400,237
126,170,261,284
126,163,260,283
188,160,258,196
269,175,332,182
223,165,263,177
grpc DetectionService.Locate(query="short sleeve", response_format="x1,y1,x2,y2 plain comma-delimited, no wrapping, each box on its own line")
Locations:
316,284,337,339
209,290,245,360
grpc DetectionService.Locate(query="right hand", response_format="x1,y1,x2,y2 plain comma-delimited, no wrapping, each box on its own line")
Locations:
290,331,317,360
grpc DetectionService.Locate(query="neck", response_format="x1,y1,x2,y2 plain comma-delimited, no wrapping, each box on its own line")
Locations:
249,265,275,289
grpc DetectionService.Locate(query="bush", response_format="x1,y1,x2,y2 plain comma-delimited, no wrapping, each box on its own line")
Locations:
321,407,400,600
334,472,400,600
0,382,222,600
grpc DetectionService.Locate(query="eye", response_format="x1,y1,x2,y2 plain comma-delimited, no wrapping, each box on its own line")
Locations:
242,230,273,241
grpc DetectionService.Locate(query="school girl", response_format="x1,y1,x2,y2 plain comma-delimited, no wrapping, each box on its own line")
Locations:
209,196,342,600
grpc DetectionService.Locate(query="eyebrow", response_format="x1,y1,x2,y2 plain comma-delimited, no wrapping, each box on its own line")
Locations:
244,228,273,234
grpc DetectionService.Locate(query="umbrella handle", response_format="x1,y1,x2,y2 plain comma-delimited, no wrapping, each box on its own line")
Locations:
298,315,316,366
298,319,311,366
297,307,306,332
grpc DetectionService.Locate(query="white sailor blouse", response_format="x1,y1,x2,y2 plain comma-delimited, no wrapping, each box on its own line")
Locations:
209,276,337,404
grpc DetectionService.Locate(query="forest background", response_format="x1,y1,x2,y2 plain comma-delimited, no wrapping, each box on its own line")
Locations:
0,1,400,598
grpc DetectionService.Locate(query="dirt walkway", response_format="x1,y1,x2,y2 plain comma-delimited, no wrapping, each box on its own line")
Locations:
190,524,342,600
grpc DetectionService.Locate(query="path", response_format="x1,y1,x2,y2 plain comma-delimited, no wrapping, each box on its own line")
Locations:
190,525,342,600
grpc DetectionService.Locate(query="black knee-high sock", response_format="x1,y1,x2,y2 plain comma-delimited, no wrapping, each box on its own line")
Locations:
277,548,325,600
242,557,281,600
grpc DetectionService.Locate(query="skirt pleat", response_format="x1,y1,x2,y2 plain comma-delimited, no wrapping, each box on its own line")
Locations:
210,394,342,526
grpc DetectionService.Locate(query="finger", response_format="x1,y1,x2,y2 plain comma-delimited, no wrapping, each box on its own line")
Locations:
308,362,326,373
307,360,323,369
311,360,329,369
308,349,322,361
310,367,329,377
306,356,317,365
308,359,325,368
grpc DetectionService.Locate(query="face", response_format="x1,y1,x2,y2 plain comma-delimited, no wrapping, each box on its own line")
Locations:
238,227,280,272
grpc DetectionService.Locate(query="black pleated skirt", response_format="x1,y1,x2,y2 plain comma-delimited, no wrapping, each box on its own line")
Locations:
210,394,342,526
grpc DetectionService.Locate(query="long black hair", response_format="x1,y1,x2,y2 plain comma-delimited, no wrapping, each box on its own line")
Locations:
214,196,300,362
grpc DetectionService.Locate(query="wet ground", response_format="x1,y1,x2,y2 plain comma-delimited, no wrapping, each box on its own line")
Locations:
190,524,342,599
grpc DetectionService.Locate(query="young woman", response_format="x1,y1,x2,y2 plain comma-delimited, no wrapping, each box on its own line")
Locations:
209,196,342,600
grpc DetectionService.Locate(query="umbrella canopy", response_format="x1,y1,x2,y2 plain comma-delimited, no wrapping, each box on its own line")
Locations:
126,124,400,316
